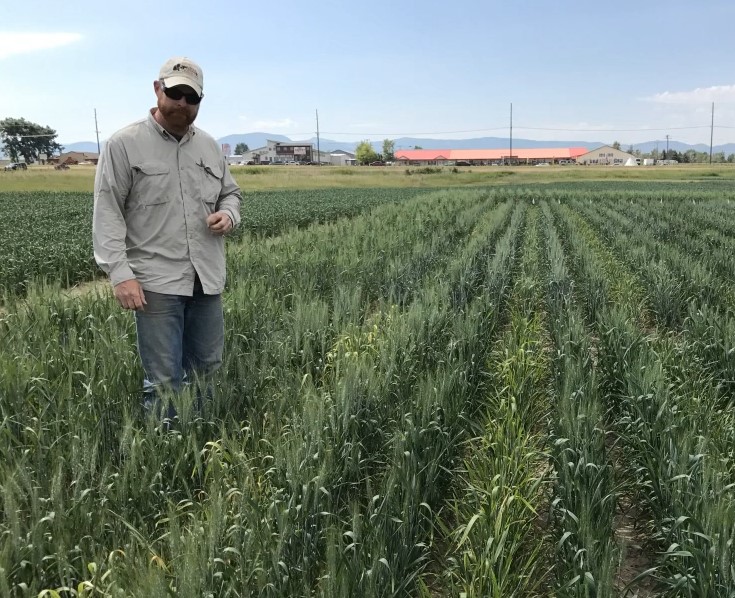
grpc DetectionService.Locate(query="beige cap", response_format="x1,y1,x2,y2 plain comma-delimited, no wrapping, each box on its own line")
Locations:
159,57,203,96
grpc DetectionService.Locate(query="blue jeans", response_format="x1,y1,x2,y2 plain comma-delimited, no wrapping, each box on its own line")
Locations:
135,284,224,419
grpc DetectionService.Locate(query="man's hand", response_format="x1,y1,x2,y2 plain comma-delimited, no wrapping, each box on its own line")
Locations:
206,212,233,236
114,279,147,311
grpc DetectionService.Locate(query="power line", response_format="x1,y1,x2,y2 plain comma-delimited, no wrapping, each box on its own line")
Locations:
277,124,717,137
1,133,58,138
517,125,709,132
314,127,508,136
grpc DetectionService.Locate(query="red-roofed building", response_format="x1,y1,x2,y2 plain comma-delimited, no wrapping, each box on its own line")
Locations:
50,151,100,166
395,147,589,166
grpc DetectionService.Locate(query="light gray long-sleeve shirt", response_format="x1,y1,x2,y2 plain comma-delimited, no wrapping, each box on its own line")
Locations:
93,110,242,296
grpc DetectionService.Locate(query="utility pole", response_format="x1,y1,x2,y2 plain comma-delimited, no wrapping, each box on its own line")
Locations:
315,109,321,166
509,102,513,166
709,102,714,165
94,108,101,154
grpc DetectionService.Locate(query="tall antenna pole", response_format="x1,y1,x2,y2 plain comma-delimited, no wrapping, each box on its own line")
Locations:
94,108,101,154
509,102,513,166
315,109,321,166
709,102,714,164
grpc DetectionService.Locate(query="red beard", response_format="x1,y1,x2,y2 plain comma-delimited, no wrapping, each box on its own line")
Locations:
158,103,197,128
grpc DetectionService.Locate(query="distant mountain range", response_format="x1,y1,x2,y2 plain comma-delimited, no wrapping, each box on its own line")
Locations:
57,133,735,156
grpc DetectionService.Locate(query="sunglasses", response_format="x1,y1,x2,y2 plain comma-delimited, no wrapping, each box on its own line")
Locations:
160,82,203,105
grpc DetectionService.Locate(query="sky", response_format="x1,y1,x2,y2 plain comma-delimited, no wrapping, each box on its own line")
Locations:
3,0,735,148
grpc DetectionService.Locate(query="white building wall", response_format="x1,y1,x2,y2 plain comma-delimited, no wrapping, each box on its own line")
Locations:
329,153,355,166
576,145,636,165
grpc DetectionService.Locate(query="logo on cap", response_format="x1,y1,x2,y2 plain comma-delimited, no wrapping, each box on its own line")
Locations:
173,63,198,76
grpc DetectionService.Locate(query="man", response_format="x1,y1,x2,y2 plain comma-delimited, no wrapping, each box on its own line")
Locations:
93,56,242,419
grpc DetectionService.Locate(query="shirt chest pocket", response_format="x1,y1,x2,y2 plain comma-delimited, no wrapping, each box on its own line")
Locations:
128,161,172,209
197,161,223,207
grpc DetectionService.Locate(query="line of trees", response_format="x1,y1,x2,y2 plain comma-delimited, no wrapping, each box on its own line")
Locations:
614,140,735,163
648,148,735,163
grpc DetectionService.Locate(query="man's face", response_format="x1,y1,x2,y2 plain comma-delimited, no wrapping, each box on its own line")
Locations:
155,80,201,129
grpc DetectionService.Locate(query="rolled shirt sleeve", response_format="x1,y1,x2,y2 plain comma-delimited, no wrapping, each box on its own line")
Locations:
93,136,136,286
215,155,242,229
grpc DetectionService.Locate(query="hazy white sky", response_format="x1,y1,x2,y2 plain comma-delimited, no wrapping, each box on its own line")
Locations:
3,0,735,146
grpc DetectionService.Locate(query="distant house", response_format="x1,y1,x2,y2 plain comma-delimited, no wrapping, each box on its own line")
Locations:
50,151,100,166
329,149,357,166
